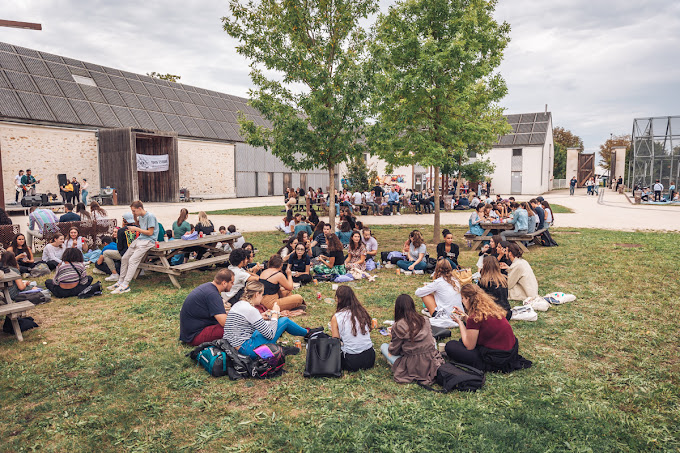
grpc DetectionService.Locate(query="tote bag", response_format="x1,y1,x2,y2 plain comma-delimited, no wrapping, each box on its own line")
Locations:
303,336,342,378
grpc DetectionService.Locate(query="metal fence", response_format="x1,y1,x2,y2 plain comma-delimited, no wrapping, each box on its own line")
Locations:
552,179,568,190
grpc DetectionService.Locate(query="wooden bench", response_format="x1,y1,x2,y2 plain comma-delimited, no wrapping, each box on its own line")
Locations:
464,228,547,253
0,270,36,341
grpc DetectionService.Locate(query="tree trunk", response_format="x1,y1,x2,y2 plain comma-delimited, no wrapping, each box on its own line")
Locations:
433,166,441,243
455,157,463,197
328,163,336,229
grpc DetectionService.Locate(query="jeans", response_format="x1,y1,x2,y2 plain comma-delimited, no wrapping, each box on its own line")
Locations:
367,202,379,215
396,259,427,271
239,317,308,358
654,191,661,202
569,185,575,195
380,343,399,365
82,190,88,205
118,240,155,286
387,201,400,214
501,229,528,239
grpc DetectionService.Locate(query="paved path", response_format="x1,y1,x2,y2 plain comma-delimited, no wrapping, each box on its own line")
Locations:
12,188,680,234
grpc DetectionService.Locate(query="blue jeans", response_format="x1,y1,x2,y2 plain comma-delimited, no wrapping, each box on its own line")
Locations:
238,317,308,358
82,190,88,205
381,343,399,365
388,200,400,214
396,259,427,271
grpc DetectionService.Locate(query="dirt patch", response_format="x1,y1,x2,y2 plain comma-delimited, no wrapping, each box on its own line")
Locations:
615,243,643,248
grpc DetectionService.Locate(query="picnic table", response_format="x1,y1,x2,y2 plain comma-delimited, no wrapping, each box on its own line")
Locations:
135,233,242,289
464,222,546,253
0,270,35,341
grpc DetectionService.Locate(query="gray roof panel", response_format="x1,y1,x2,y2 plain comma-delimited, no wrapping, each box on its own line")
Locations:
16,91,55,121
33,75,63,96
45,61,73,81
496,111,552,148
57,80,86,100
5,70,38,92
148,111,172,131
38,51,63,63
130,108,156,130
0,51,24,72
100,88,126,107
44,95,80,124
91,102,122,127
81,85,106,104
90,71,115,89
0,88,27,117
120,91,143,109
21,56,52,77
109,75,132,92
110,105,138,128
69,99,102,126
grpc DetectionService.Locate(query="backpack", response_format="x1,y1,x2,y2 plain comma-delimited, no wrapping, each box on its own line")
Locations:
424,257,437,274
418,362,485,393
249,343,285,378
3,316,39,333
78,281,103,299
188,339,252,380
196,345,229,377
15,291,50,305
30,263,50,278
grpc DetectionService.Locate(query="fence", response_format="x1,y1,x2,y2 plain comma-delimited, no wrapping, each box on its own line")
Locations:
552,179,568,190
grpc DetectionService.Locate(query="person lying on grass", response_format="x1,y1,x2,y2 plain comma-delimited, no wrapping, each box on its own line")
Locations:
381,294,444,385
223,281,322,358
446,284,532,373
330,286,375,372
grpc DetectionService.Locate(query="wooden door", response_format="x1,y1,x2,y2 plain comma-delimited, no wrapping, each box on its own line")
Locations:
578,153,595,187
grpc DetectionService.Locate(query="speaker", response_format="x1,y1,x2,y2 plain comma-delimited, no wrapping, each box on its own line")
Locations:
58,174,68,187
21,195,43,207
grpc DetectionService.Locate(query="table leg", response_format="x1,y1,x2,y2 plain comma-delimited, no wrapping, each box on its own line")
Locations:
159,255,181,289
517,241,529,254
11,317,24,342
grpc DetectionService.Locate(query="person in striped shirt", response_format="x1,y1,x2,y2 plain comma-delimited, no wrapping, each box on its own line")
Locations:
26,206,58,250
223,281,322,358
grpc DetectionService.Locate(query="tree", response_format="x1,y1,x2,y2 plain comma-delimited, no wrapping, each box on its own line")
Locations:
552,126,583,179
342,155,376,192
223,0,377,228
147,72,181,82
599,134,631,171
553,143,567,179
368,0,511,241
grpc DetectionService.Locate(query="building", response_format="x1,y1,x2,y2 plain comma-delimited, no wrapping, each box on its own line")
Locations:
0,41,329,205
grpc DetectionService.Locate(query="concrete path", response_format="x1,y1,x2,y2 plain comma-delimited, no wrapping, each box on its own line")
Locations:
12,188,680,234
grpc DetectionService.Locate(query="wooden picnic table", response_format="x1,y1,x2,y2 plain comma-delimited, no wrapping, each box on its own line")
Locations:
0,270,35,341
466,222,514,251
135,233,242,289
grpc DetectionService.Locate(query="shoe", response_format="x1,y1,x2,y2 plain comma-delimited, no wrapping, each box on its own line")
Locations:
106,282,121,291
510,305,538,321
22,273,30,279
92,268,106,275
105,274,120,282
281,345,300,356
304,327,324,340
396,212,401,215
110,285,131,294
384,263,395,269
421,309,432,317
414,270,424,275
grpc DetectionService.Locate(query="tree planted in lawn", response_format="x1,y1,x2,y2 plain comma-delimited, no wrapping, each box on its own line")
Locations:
368,0,511,241
223,0,377,227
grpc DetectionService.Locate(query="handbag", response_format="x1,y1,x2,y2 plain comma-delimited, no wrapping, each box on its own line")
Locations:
303,336,342,378
453,268,473,286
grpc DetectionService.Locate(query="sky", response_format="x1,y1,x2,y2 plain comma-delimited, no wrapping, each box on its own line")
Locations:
2,0,680,154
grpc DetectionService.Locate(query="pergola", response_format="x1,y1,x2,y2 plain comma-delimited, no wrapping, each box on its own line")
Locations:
629,116,680,190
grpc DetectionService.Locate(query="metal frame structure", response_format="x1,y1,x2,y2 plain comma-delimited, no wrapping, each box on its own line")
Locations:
629,116,680,190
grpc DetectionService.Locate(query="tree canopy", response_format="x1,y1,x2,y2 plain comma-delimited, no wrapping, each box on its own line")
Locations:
147,72,181,82
223,0,378,226
552,126,584,179
367,0,510,240
599,134,631,171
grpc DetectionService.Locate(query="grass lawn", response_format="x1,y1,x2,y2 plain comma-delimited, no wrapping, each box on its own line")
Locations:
1,226,678,452
550,204,574,213
199,205,286,216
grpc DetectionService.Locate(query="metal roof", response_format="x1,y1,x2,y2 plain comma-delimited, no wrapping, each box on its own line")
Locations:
496,111,552,148
0,41,268,142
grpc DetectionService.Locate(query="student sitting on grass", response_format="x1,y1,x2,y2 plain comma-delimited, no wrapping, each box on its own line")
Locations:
446,284,532,373
43,233,65,270
44,248,93,298
330,286,375,372
93,236,119,275
179,269,235,346
288,243,312,285
415,259,463,327
336,221,352,246
312,233,346,275
381,294,444,385
345,231,367,273
223,281,322,359
436,229,460,269
501,243,539,301
396,230,427,273
7,233,37,275
259,255,305,311
1,251,33,300
478,256,511,320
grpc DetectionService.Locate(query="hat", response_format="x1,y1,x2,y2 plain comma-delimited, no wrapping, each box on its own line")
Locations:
536,196,545,202
122,213,135,223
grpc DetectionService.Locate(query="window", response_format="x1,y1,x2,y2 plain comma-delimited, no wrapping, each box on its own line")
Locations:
512,149,523,157
72,74,97,87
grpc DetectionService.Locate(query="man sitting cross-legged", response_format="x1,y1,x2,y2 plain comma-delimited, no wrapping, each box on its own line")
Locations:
179,269,235,346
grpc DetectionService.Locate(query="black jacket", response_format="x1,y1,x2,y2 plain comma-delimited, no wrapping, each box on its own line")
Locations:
478,338,532,373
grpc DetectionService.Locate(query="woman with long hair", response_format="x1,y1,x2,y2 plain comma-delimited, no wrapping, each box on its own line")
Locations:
312,233,346,275
541,200,554,230
310,221,328,257
345,230,367,272
89,201,108,221
44,248,94,298
330,286,375,371
172,208,191,239
445,284,532,372
43,233,65,270
520,202,537,234
0,207,12,225
396,230,427,272
381,294,444,384
503,243,539,300
296,230,312,257
415,259,463,327
436,229,460,269
223,281,320,358
478,256,511,320
75,202,91,221
7,233,36,274
1,251,32,299
195,211,214,235
65,226,88,252
467,203,487,236
288,243,312,285
258,254,305,310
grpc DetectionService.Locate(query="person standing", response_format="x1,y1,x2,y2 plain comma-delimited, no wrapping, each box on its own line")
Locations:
21,169,39,196
81,178,89,205
653,179,664,202
14,170,24,202
670,181,676,202
569,176,577,196
616,176,623,192
108,201,158,294
71,177,81,203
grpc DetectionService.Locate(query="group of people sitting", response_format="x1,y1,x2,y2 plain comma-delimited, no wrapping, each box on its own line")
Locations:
467,196,554,241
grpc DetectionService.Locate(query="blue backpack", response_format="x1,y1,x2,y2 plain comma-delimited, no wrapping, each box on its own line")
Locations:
196,346,228,377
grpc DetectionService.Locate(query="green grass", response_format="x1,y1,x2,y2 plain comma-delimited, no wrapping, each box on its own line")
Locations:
549,203,573,213
1,226,679,452
197,205,286,216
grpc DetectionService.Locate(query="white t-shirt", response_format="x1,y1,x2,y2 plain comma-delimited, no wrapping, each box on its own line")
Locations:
14,175,21,188
223,265,251,300
365,192,374,203
653,183,664,191
334,310,373,354
414,277,463,316
353,192,363,205
408,243,426,261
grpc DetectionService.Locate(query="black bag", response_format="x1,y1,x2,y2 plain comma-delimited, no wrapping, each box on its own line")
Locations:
3,316,39,333
249,343,286,379
15,291,49,304
78,281,102,299
188,339,253,380
431,326,452,341
418,362,485,393
425,256,437,274
303,336,342,378
380,251,390,264
538,230,558,247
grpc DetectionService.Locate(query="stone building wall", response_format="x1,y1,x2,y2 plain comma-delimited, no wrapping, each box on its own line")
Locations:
0,122,99,204
177,139,236,199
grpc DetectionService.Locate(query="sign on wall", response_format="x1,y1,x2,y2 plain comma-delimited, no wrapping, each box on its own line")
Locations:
136,153,169,172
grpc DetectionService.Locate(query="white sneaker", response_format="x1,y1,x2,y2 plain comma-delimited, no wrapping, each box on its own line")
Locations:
421,309,432,317
92,268,106,275
414,270,424,275
106,282,121,291
105,274,120,282
396,212,401,215
110,285,130,294
511,305,538,321
384,263,395,269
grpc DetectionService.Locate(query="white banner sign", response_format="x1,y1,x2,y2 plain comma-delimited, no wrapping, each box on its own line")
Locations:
136,153,169,172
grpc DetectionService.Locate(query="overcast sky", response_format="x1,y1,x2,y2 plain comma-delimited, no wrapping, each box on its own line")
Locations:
2,0,680,154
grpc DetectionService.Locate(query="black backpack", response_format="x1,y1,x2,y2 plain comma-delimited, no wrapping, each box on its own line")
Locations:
418,361,485,393
188,339,252,380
